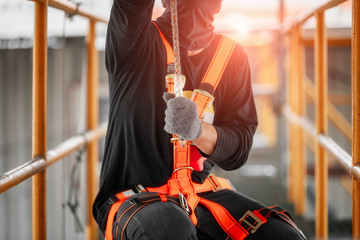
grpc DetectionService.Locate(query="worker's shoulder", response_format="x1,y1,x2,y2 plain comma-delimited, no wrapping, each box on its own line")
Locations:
215,34,249,63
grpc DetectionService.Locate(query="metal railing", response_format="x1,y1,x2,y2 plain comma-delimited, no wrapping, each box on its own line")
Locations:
0,1,108,240
1,0,359,239
283,0,359,239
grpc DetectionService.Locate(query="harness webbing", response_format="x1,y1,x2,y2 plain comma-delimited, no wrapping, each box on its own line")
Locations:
153,23,174,65
153,24,246,237
104,22,306,240
104,26,238,240
201,36,236,90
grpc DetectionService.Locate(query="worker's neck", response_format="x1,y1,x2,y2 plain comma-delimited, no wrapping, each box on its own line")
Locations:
187,48,204,56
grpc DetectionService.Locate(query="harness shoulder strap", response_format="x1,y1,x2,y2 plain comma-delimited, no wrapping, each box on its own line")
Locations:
153,22,175,65
200,36,236,91
192,36,236,118
155,22,237,120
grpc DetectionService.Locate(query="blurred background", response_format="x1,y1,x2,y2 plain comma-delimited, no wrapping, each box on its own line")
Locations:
0,0,353,239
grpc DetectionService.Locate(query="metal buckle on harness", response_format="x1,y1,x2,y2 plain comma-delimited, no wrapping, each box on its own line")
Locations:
178,192,190,215
165,73,186,91
173,166,193,173
170,137,186,147
133,184,146,193
207,173,223,192
191,89,215,109
239,210,264,234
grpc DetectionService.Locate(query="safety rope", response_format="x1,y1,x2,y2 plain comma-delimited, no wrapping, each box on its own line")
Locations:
170,0,183,97
67,149,85,232
61,2,85,233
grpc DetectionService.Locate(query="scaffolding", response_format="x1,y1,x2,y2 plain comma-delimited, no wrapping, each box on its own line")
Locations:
0,0,359,239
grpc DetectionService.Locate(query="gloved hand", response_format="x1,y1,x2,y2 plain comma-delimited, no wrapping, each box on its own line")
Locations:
163,92,202,141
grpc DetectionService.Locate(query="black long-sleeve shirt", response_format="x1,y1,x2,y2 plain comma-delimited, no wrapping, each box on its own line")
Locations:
93,0,257,231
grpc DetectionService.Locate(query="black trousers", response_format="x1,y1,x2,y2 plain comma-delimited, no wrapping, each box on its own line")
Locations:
111,189,306,240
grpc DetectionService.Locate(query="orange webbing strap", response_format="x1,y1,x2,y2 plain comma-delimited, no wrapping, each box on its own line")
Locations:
153,22,200,223
191,89,215,118
105,191,133,240
199,197,249,240
148,174,234,225
167,131,198,223
191,36,236,118
153,22,175,65
200,36,236,90
146,175,233,194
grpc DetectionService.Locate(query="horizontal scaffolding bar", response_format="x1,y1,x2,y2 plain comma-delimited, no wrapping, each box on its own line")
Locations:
0,122,107,194
29,0,108,23
302,38,352,47
282,105,360,181
297,0,349,25
283,0,349,32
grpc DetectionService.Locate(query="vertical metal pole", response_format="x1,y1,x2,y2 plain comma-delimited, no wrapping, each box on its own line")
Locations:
290,28,299,204
314,11,328,240
293,24,307,215
32,0,48,239
287,29,295,203
352,0,360,238
86,19,99,240
278,0,285,24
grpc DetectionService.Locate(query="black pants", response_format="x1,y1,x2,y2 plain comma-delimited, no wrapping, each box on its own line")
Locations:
112,189,305,240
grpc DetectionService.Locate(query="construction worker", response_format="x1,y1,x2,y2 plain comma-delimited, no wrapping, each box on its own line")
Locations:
93,0,306,239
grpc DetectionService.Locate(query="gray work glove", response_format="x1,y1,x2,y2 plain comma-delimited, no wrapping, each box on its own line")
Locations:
163,92,202,141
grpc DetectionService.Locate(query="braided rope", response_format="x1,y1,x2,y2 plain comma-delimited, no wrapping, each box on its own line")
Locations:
170,0,183,97
170,0,186,145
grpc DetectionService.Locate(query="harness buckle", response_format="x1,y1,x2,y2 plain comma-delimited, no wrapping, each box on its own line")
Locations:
133,184,146,193
239,210,265,234
165,73,186,92
178,192,190,215
191,89,215,109
170,137,186,147
207,173,223,192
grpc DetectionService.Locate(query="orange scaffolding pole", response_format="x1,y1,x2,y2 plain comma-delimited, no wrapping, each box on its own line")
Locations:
352,0,360,238
314,11,329,239
86,19,99,240
288,25,307,216
288,28,296,203
293,25,307,215
32,0,48,239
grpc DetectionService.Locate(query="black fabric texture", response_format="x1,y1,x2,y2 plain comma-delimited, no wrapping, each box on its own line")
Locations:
93,0,258,233
157,0,222,50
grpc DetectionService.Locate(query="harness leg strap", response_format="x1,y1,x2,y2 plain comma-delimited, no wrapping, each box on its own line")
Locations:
199,197,250,240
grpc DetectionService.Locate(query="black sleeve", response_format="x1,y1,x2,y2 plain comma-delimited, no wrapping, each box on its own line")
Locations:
105,0,155,76
209,48,258,170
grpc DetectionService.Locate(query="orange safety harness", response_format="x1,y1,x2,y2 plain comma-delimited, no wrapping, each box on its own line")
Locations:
104,25,305,240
